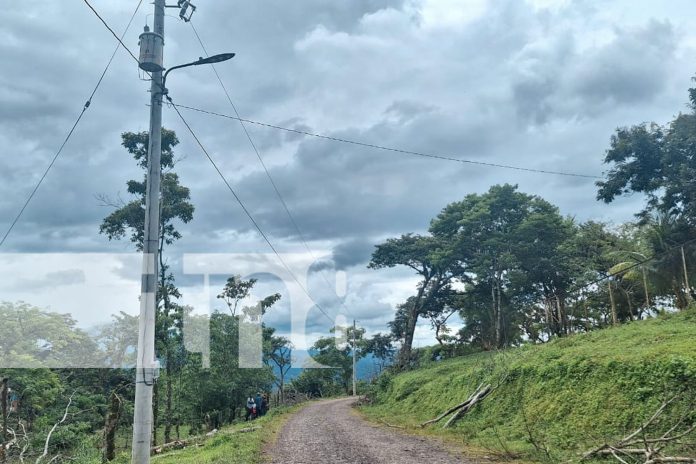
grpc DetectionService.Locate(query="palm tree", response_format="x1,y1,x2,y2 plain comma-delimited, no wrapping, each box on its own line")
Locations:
641,214,695,310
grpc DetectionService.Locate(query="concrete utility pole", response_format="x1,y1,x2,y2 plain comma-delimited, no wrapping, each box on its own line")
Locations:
132,0,165,462
352,320,357,396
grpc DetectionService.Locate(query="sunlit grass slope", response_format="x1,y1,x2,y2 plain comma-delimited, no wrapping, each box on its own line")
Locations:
363,310,696,462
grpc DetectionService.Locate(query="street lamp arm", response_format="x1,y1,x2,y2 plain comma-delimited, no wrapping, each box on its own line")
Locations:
161,53,236,93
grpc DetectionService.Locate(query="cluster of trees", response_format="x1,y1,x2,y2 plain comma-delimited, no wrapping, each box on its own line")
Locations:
290,326,395,397
0,130,292,462
371,82,696,368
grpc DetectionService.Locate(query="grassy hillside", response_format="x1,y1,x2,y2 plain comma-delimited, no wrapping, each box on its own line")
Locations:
362,311,696,462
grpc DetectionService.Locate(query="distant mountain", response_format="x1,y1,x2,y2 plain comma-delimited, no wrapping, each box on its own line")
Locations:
273,352,387,385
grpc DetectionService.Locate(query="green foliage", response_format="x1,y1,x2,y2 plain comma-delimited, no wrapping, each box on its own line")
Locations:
100,129,193,250
363,311,696,462
0,302,98,368
596,80,696,225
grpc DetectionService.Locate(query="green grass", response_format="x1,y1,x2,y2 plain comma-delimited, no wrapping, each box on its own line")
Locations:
149,406,300,464
362,310,696,462
73,405,302,464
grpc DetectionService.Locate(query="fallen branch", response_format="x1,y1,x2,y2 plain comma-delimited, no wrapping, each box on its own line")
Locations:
443,385,492,428
235,426,261,434
151,426,262,455
644,459,696,463
378,419,405,429
151,440,191,455
582,395,696,464
420,384,492,428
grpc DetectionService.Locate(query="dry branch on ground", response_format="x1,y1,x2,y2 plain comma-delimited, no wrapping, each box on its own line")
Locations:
582,396,696,464
419,384,492,429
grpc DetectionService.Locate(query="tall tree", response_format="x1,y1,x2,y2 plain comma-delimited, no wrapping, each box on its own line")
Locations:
431,184,553,348
364,333,395,375
264,333,292,402
99,128,193,444
303,326,366,394
369,234,459,368
596,84,696,225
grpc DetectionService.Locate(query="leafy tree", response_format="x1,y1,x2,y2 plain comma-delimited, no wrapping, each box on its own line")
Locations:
264,332,293,402
296,326,367,394
217,277,257,316
369,235,460,368
431,184,559,348
98,128,193,444
0,302,97,368
364,333,395,375
596,82,696,225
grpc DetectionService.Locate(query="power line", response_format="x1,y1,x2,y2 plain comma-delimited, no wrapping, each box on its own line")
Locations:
82,0,142,65
83,4,339,325
166,95,337,325
0,0,144,248
188,21,356,320
168,102,601,180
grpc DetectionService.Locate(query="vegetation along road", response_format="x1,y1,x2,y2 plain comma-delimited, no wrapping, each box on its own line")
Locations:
264,397,478,464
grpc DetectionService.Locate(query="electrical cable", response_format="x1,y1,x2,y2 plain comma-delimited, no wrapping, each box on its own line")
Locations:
82,0,142,65
0,0,144,248
188,21,357,321
168,102,601,180
166,94,337,325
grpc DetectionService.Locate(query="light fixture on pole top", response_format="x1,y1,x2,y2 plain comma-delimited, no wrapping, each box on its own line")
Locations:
161,53,236,92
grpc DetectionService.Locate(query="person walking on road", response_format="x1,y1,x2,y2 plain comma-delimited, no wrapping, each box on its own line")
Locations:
255,392,265,416
245,397,256,421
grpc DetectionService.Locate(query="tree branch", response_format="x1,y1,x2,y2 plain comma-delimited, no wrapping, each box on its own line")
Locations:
36,391,75,464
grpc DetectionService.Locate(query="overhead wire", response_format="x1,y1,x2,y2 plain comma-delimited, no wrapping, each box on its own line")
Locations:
81,0,142,65
188,20,357,321
166,94,337,325
167,102,601,180
83,3,338,326
0,0,144,248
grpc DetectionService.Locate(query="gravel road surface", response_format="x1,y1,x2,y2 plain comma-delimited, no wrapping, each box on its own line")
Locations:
265,397,477,463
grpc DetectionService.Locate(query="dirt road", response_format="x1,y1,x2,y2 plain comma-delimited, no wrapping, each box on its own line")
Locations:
264,397,477,463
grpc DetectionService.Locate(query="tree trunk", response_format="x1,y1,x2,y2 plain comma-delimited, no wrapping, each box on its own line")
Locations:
555,295,567,335
164,360,172,444
399,305,418,368
681,246,692,306
104,392,121,462
495,277,507,348
398,280,428,368
493,274,503,349
608,281,618,326
619,287,635,321
1,378,8,464
583,292,590,331
642,266,650,314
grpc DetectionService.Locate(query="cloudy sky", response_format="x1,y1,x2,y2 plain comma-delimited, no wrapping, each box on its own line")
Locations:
2,0,696,352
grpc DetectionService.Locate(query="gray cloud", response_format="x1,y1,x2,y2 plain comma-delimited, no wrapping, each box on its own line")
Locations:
2,0,696,340
332,238,376,270
14,269,86,291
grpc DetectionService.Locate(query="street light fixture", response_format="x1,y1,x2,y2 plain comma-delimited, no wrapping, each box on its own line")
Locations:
162,53,236,92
